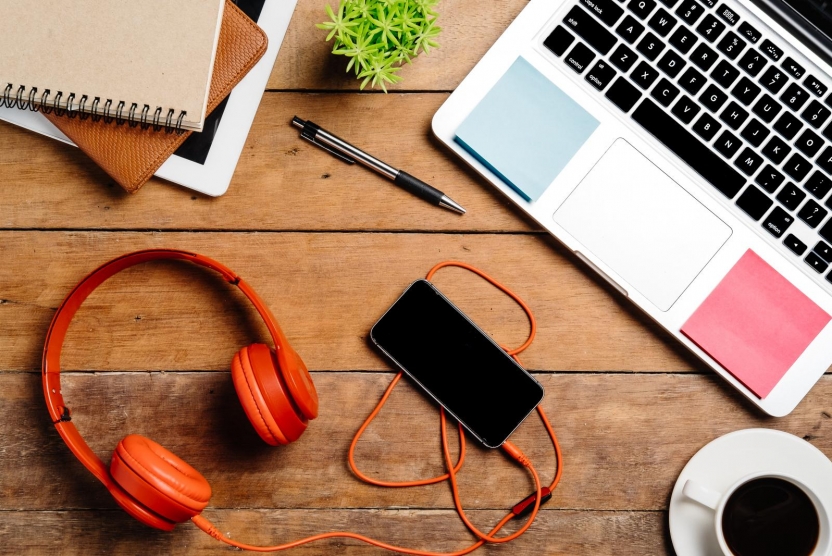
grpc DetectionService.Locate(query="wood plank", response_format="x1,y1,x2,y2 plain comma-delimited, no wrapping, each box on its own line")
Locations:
0,509,666,555
0,231,695,373
269,0,528,91
4,372,830,511
0,93,534,232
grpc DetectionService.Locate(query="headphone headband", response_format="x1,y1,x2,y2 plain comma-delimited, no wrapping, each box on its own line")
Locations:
42,249,301,497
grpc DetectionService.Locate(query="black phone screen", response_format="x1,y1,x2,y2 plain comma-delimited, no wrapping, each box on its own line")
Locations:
370,280,544,448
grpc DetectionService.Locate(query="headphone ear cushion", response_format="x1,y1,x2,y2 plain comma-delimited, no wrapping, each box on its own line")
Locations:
110,435,211,524
231,346,289,446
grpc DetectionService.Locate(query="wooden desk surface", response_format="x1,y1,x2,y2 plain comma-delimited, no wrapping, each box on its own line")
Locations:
1,1,829,553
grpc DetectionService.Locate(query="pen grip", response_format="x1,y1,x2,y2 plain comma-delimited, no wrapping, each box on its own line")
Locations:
394,171,443,204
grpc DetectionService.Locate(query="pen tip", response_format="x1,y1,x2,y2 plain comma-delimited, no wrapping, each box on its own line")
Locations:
439,195,466,215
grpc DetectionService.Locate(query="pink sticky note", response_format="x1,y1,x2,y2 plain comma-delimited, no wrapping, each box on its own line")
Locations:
681,250,830,398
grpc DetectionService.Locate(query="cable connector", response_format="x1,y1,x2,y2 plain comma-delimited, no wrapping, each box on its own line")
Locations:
512,486,552,518
192,515,224,541
501,440,530,467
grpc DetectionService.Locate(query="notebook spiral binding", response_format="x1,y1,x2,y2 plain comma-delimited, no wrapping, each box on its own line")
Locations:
1,83,187,134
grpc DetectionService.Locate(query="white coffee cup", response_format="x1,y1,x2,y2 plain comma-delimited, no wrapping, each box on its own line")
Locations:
683,472,831,556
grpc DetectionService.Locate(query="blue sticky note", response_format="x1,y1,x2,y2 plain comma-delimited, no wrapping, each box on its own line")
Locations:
455,57,599,202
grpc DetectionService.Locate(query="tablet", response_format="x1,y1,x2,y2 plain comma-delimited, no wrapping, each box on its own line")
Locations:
0,0,296,197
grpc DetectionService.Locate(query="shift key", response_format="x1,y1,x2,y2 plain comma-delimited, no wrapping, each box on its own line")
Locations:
563,5,617,55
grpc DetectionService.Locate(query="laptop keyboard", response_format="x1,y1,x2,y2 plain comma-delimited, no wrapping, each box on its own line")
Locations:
543,0,832,289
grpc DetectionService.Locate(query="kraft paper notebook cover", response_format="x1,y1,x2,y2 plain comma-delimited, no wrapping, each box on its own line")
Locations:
43,1,268,194
0,0,224,132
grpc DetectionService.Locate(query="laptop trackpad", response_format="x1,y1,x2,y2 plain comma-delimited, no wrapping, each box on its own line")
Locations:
554,139,732,311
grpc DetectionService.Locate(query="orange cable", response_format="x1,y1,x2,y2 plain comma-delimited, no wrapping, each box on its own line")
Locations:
193,261,562,554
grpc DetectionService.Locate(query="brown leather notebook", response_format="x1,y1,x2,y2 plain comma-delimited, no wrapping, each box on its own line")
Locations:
45,0,267,193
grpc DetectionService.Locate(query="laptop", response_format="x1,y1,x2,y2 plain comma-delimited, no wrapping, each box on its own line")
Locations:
433,0,832,416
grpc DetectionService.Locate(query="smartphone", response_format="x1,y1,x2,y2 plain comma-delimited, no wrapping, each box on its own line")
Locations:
370,279,544,448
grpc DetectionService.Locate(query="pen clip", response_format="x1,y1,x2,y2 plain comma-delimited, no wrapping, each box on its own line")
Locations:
300,126,355,165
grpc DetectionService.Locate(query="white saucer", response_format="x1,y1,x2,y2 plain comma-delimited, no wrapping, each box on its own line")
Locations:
669,428,832,555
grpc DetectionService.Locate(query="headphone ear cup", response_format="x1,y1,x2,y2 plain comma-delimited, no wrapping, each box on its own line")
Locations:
233,344,308,445
110,435,211,524
231,346,289,446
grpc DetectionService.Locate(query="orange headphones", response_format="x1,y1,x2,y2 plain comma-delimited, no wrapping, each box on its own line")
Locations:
43,250,561,554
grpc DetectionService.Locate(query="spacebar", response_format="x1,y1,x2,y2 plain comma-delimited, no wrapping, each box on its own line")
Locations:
631,99,746,199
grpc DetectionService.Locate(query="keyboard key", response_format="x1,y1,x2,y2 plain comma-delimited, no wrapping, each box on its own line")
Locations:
659,0,680,7
781,83,810,111
564,6,618,55
762,206,794,237
815,240,832,262
715,4,739,25
820,219,832,243
798,199,828,227
565,42,597,73
762,136,791,164
586,60,618,90
826,270,832,284
632,99,746,197
736,185,773,219
802,100,831,129
738,49,767,76
637,32,666,60
648,8,677,36
784,233,808,255
669,26,697,53
628,0,657,19
616,15,645,43
711,60,740,87
545,26,576,56
610,44,638,71
696,14,725,42
651,78,680,106
824,123,832,142
738,21,761,43
804,171,832,199
759,39,783,61
774,112,803,139
715,130,742,157
818,146,832,174
782,57,805,79
741,118,770,147
671,95,701,123
795,129,823,157
632,61,660,88
720,101,749,129
693,112,722,140
804,75,828,97
716,31,746,60
759,66,788,94
734,147,763,175
691,42,718,70
805,252,829,273
581,0,626,26
777,182,806,210
679,67,706,94
784,153,812,181
755,164,784,192
675,0,704,24
657,49,685,77
701,84,728,111
731,77,761,105
606,76,643,110
751,94,781,122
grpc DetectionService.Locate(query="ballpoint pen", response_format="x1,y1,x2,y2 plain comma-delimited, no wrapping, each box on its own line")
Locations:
291,116,466,214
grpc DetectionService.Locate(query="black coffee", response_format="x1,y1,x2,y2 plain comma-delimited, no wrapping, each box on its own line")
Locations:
722,477,820,556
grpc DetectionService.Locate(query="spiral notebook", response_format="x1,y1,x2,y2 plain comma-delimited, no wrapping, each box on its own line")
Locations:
0,0,225,133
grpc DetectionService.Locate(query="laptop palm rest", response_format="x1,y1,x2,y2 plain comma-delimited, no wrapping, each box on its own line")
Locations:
554,139,732,311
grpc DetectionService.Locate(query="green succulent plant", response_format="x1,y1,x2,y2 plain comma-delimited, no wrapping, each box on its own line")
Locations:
317,0,441,92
